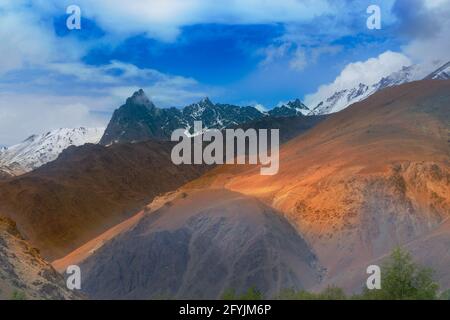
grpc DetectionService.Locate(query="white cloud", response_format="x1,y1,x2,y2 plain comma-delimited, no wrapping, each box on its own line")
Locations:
289,48,308,71
0,93,108,146
259,43,291,67
0,59,212,145
305,51,412,107
109,83,208,108
402,0,450,67
45,61,210,107
0,11,54,73
72,0,332,41
259,39,342,73
0,1,84,74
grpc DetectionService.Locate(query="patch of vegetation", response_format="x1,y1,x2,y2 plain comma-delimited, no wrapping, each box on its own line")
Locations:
277,286,346,300
222,248,444,301
10,290,27,300
355,248,439,300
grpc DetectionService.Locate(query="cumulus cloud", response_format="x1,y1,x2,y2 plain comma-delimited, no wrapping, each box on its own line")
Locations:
304,51,412,107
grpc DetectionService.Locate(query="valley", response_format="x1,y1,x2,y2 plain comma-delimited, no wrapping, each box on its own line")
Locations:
1,0,450,304
46,79,450,298
0,77,449,300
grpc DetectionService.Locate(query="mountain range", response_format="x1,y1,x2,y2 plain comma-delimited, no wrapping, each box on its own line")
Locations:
0,93,313,180
2,61,447,178
100,89,312,145
310,61,450,115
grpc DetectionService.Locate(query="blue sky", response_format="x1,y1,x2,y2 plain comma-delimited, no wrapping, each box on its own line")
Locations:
0,0,449,145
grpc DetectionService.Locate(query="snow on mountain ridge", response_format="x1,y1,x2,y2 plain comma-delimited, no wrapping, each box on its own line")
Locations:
269,99,310,117
425,61,450,80
309,62,448,115
0,127,105,176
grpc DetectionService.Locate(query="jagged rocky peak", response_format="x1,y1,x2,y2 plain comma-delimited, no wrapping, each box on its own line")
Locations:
269,98,310,117
126,89,154,107
189,97,215,110
348,83,369,101
286,98,309,110
199,96,213,105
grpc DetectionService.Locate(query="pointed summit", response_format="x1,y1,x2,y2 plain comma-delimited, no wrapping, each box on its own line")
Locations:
127,89,153,107
269,99,310,117
198,97,214,106
286,99,309,111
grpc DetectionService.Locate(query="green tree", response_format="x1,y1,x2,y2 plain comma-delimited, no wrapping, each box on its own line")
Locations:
221,288,237,300
360,247,439,300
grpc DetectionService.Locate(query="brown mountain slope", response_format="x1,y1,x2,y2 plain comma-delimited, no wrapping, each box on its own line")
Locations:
184,80,450,291
0,140,208,260
320,217,450,292
0,170,11,180
0,217,80,300
75,189,324,299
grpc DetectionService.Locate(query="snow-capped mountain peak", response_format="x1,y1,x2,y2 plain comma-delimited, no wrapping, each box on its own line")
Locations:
0,127,105,176
269,99,310,117
309,61,448,116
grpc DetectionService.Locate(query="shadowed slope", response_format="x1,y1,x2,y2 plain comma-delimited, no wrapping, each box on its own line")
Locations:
0,140,208,260
78,189,324,299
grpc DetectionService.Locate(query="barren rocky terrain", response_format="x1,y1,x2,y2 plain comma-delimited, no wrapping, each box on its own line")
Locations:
0,217,80,300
